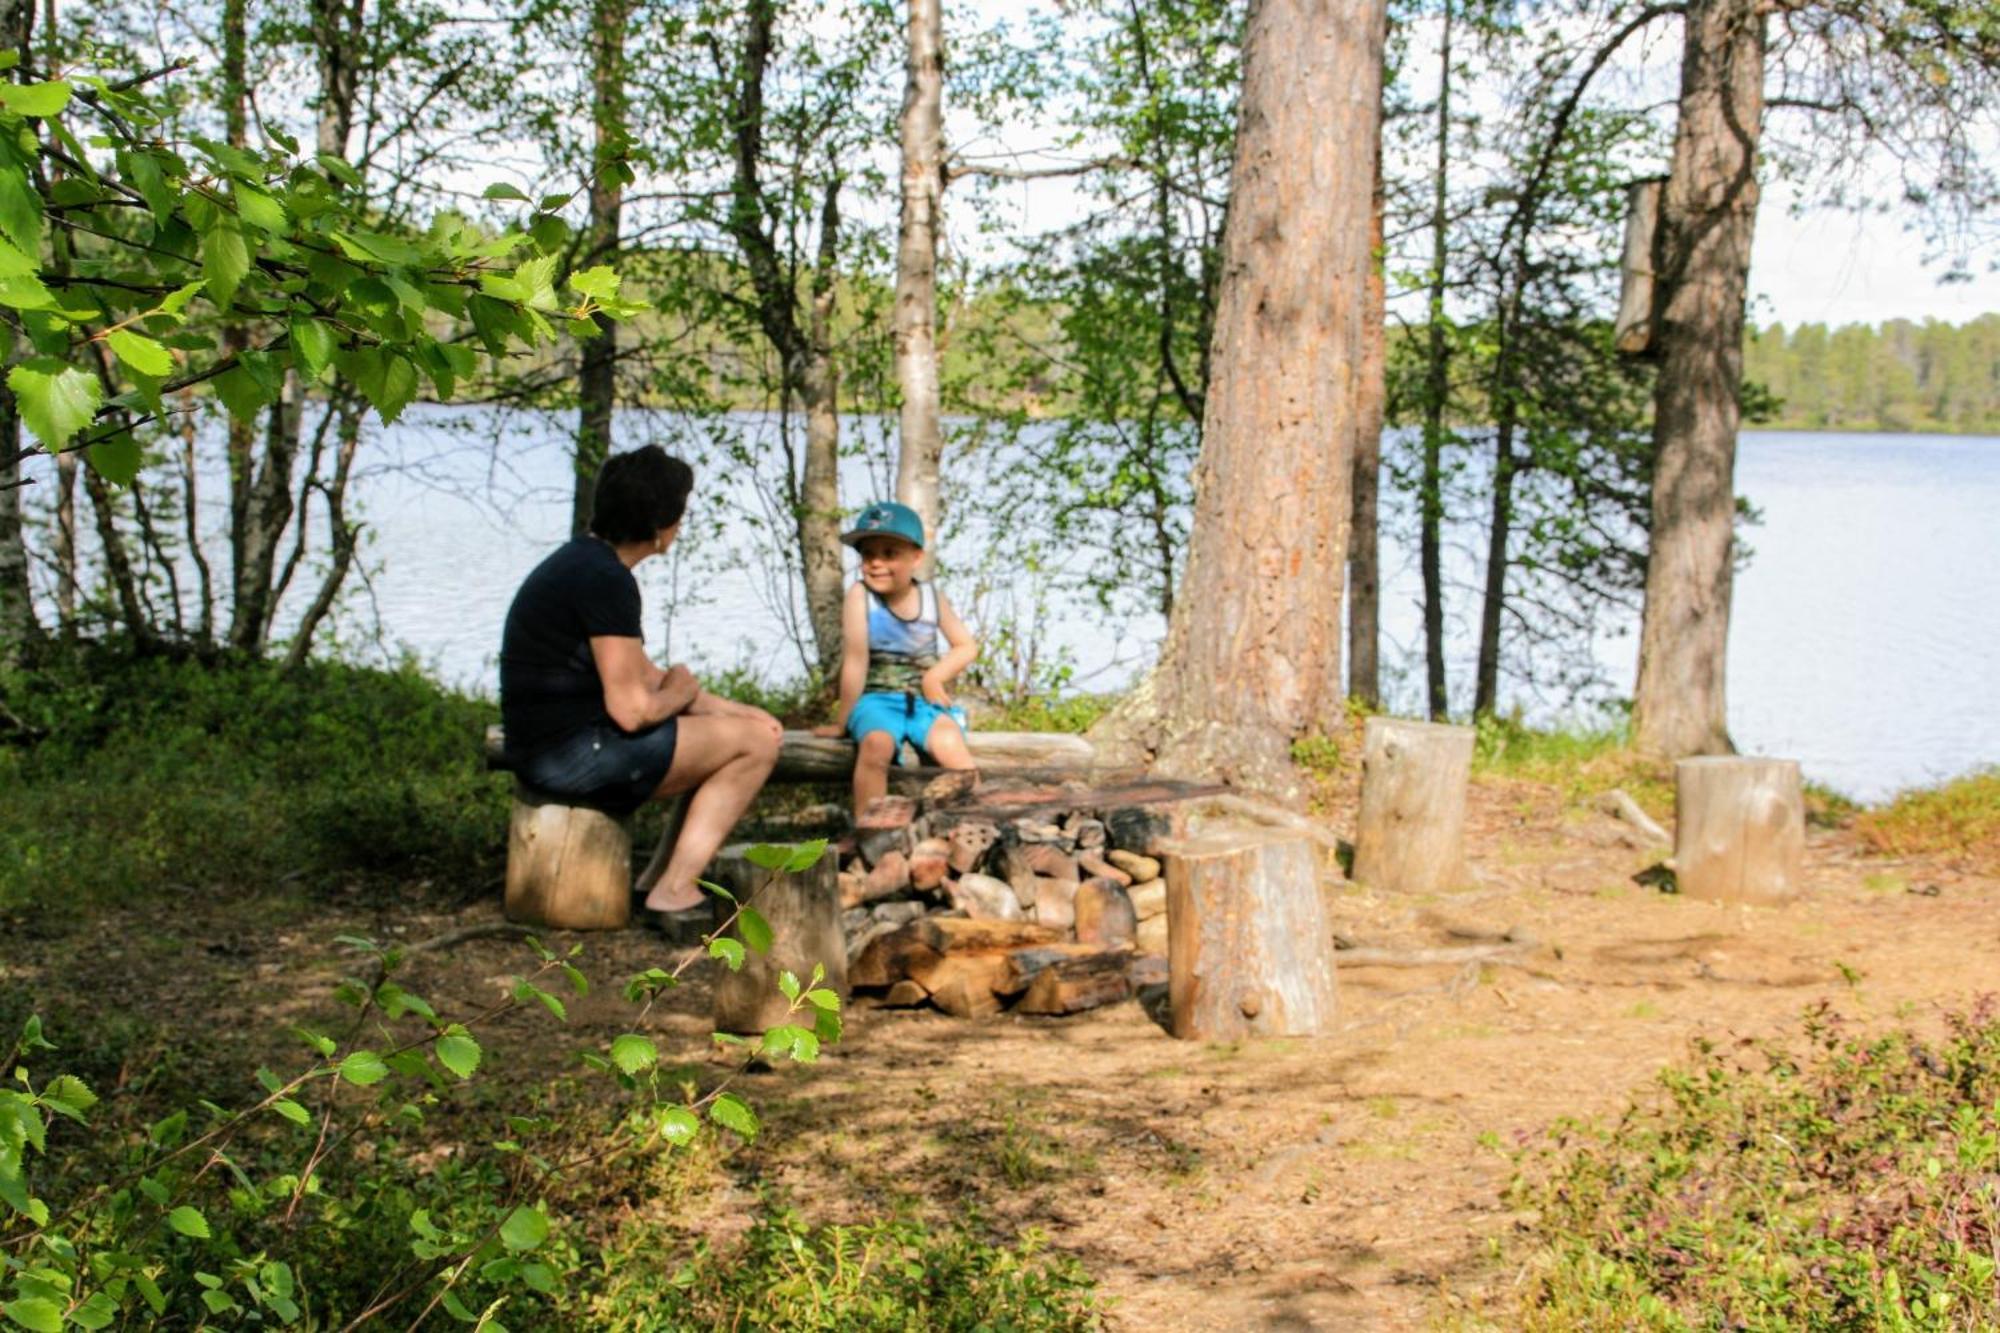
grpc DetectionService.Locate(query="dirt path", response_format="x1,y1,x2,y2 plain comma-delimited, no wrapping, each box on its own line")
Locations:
9,775,1994,1330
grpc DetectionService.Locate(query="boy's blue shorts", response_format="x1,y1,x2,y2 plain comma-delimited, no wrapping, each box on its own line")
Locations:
846,691,968,763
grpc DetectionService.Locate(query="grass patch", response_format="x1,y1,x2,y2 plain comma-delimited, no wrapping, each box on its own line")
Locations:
1854,767,2000,873
0,640,508,915
1509,1001,2000,1328
972,691,1118,735
591,1208,1103,1329
1472,714,1674,818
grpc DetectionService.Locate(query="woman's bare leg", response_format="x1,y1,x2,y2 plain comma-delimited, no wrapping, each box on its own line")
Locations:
851,731,896,820
641,715,780,912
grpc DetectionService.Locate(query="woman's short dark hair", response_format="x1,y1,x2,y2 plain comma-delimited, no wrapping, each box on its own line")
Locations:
589,447,693,544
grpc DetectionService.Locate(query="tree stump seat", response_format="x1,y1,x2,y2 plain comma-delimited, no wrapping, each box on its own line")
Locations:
503,783,634,931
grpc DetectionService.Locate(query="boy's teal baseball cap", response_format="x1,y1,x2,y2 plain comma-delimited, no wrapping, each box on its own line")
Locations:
840,501,926,550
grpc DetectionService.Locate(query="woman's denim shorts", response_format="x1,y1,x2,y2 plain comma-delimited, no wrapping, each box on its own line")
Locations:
517,719,678,815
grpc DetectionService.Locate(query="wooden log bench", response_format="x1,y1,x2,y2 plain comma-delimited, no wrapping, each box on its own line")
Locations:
483,724,1099,931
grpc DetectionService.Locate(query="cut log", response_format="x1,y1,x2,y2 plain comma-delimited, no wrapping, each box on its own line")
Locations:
913,916,1060,954
882,978,930,1007
1674,757,1804,904
1128,880,1166,922
1075,878,1137,949
907,951,1010,1018
487,725,1096,781
1162,827,1340,1040
849,928,941,989
998,942,1105,995
1016,951,1133,1016
504,789,632,931
1351,717,1475,894
708,845,847,1035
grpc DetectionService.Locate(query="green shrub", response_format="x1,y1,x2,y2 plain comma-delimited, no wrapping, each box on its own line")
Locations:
973,691,1117,735
591,1208,1102,1331
0,642,509,914
1510,1002,2000,1329
1855,767,2000,873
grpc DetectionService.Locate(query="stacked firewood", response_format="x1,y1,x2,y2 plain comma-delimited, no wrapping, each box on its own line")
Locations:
835,795,1174,1017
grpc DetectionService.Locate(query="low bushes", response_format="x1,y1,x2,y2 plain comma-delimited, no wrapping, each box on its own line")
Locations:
1510,1002,2000,1328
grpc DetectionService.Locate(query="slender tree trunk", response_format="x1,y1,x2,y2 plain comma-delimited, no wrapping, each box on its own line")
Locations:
1419,0,1453,721
1632,0,1763,757
1092,0,1383,801
572,0,627,538
312,0,360,160
232,373,300,649
1472,407,1516,715
177,388,214,644
725,0,844,671
1348,120,1385,709
81,464,148,641
285,405,361,669
798,180,845,676
52,451,74,629
219,0,263,651
0,380,36,660
892,0,944,547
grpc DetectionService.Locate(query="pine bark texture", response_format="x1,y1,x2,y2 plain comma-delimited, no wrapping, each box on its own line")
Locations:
710,847,846,1034
1674,756,1802,903
1351,717,1475,894
892,0,945,547
1163,827,1339,1040
572,0,627,539
1632,0,1764,757
1092,0,1383,801
504,790,633,931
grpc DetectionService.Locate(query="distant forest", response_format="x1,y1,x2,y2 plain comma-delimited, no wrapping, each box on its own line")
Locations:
1744,315,2000,434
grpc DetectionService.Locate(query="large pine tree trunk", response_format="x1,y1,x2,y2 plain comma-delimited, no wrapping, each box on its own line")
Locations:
572,0,627,539
892,0,944,546
1632,0,1763,757
1348,131,1385,709
1093,0,1383,801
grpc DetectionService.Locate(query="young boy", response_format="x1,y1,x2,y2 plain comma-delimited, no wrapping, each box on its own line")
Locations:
814,501,979,816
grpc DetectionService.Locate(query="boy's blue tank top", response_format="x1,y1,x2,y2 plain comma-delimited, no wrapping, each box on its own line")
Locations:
864,580,939,694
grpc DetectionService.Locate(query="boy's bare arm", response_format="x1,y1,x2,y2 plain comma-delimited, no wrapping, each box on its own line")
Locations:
921,590,979,707
813,585,872,736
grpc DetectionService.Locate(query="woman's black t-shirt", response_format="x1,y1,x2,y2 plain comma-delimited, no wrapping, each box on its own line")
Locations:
500,538,641,755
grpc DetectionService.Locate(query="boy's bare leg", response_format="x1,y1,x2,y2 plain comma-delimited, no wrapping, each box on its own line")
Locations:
642,715,780,913
922,716,977,768
852,731,896,820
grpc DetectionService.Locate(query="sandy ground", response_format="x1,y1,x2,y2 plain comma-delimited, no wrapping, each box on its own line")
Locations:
10,771,1995,1331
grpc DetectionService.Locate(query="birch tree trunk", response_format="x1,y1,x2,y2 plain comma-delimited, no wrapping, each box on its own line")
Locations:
572,0,627,539
52,452,74,629
1092,0,1383,801
1632,0,1763,757
892,0,944,547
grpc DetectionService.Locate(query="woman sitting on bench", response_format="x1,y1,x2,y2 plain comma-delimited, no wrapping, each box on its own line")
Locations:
498,446,782,919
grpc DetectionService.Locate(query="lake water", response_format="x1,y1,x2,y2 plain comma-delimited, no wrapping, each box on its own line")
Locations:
324,409,1997,803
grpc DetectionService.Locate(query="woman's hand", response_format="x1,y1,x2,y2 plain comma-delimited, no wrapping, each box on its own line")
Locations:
920,669,954,709
811,723,845,739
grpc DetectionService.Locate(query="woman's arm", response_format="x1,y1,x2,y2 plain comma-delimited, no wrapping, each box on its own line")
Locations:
921,589,979,707
591,635,699,731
